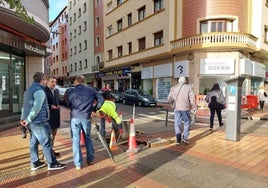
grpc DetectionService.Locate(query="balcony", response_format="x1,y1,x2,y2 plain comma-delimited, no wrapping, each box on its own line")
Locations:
91,64,99,72
170,32,258,54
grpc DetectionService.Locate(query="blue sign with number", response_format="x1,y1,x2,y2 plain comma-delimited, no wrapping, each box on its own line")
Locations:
229,86,236,95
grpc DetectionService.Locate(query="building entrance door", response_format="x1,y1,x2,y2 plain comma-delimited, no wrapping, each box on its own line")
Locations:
0,60,12,116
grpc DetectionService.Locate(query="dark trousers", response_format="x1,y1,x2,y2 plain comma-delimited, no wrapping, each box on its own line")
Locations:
259,100,265,110
209,107,222,128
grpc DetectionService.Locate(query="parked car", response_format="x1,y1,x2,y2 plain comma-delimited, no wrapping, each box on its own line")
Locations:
121,89,157,107
111,89,123,103
58,87,74,106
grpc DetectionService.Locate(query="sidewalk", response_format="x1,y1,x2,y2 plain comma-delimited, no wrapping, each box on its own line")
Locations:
0,107,267,188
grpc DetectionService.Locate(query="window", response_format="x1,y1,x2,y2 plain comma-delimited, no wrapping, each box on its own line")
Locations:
138,37,146,50
154,30,163,46
96,0,100,6
265,26,268,42
78,8,81,17
128,42,132,54
84,40,87,50
83,3,86,13
74,46,77,54
154,0,163,12
79,61,82,70
69,17,72,25
74,29,77,38
107,25,112,36
117,46,123,57
200,19,233,33
138,6,146,21
70,48,73,56
96,36,100,47
74,13,76,22
84,59,88,68
70,32,72,41
74,62,77,71
108,50,113,60
70,64,73,72
117,0,123,6
127,13,132,26
78,25,81,34
96,17,100,27
84,21,87,31
107,2,112,11
117,19,123,31
56,42,58,49
79,43,82,52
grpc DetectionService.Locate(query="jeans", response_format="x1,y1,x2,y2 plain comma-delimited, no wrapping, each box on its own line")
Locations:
71,118,94,167
28,122,57,167
174,110,191,140
209,107,222,128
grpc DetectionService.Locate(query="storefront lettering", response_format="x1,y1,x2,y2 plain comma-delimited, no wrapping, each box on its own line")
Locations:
24,42,46,56
208,65,230,71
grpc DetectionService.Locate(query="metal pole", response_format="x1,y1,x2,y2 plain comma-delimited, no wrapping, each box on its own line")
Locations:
165,108,168,126
132,104,135,120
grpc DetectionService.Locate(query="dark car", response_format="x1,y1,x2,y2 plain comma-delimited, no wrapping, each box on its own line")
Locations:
111,89,123,103
59,87,74,106
122,89,157,107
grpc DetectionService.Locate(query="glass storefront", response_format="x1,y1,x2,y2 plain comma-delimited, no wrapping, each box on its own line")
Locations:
0,51,25,116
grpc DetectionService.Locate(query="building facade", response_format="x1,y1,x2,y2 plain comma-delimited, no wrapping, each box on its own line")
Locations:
68,0,95,85
48,6,69,86
102,0,268,100
0,0,50,117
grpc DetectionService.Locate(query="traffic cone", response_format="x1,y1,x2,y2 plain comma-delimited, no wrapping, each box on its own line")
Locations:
80,131,85,146
109,129,119,151
127,118,139,152
118,111,123,121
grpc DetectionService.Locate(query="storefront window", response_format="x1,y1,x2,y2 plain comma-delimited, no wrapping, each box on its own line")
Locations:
156,78,172,100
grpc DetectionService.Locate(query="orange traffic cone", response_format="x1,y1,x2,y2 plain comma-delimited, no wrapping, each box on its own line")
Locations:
118,111,123,121
109,129,119,151
80,131,85,146
127,118,139,152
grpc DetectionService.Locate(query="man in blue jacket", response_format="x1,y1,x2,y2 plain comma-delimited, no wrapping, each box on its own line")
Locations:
20,72,65,171
67,75,104,170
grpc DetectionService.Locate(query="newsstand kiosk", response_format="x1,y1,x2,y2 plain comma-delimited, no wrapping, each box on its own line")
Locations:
225,76,245,141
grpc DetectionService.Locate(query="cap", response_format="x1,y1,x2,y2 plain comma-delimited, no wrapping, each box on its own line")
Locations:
178,77,186,83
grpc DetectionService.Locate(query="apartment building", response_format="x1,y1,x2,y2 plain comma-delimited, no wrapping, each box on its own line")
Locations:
0,0,50,117
68,0,95,85
103,0,268,100
48,6,69,86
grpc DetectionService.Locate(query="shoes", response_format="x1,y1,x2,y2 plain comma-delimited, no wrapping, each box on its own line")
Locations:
86,160,95,166
76,166,81,170
209,127,213,131
176,142,181,146
31,161,46,171
21,126,27,139
48,162,66,171
53,151,60,156
182,140,189,145
219,123,224,127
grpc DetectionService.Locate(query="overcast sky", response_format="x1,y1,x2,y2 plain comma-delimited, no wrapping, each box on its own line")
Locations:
49,0,68,22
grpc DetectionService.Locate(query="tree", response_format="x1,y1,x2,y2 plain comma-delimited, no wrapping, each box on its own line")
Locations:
0,0,34,23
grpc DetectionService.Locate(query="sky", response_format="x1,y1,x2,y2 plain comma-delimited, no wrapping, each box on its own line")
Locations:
49,0,68,22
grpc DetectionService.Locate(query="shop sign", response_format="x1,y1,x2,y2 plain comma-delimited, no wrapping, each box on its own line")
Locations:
252,61,266,78
141,67,153,79
240,59,252,76
24,42,46,56
174,60,189,78
154,63,172,78
200,59,235,75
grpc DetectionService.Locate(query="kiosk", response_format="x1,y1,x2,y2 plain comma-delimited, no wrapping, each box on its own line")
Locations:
225,76,245,141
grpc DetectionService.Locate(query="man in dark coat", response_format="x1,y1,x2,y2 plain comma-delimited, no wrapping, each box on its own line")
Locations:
45,76,60,156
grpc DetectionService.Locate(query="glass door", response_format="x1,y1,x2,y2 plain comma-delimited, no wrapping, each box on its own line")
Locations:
0,60,11,115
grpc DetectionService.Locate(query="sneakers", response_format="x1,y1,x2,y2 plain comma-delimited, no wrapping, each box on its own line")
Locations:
86,160,95,166
176,142,181,146
31,161,46,171
219,123,224,127
76,166,82,170
48,162,66,171
182,140,189,145
53,151,60,157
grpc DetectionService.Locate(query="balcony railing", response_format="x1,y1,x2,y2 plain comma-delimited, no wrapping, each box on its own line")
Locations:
170,32,257,52
91,64,99,72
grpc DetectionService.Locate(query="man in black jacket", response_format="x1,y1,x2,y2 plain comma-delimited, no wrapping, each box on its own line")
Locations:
45,76,60,156
67,75,104,170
